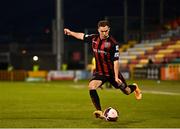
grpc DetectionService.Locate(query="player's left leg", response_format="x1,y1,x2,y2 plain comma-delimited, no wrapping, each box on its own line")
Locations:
88,75,107,119
88,80,103,111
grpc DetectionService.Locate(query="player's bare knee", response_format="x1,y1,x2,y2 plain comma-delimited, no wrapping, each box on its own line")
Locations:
88,81,97,90
88,80,102,90
88,84,96,90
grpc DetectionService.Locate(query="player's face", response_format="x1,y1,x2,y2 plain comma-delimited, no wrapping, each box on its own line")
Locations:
98,26,110,39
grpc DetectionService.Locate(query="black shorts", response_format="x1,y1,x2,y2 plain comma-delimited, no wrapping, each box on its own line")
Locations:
90,73,128,89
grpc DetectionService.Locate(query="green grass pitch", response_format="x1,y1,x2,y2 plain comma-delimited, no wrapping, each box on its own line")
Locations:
0,80,180,128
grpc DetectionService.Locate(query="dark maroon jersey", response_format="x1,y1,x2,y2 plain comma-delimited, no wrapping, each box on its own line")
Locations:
84,34,119,76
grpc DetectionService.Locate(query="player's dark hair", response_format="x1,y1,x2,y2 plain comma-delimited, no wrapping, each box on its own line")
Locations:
98,20,110,28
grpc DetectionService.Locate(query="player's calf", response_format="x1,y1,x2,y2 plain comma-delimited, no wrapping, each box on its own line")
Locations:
117,83,130,95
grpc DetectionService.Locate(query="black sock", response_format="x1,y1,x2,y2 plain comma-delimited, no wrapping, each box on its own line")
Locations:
89,90,101,110
128,85,136,93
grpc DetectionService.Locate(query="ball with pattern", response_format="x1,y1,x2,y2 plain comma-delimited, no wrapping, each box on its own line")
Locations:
103,107,119,121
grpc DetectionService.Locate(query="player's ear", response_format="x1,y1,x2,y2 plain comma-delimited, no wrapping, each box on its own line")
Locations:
98,28,100,33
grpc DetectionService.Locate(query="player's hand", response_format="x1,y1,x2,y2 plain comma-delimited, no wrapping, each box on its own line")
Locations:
64,28,71,35
115,78,122,85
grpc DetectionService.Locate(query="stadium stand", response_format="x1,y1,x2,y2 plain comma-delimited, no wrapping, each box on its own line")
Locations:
119,18,180,80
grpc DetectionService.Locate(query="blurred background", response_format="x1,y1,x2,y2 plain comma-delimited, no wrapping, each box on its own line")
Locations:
0,0,179,81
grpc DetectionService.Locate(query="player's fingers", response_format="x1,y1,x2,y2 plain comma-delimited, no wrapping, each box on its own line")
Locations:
115,78,121,84
64,28,69,34
118,79,122,83
118,79,123,85
64,29,66,34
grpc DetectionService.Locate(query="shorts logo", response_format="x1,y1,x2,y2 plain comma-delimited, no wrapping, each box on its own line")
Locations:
104,42,110,48
85,34,89,38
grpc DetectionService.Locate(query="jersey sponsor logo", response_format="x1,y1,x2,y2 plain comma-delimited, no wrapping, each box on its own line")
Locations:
93,48,107,55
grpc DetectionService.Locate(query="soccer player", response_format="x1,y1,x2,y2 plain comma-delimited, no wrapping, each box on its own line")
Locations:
64,20,142,119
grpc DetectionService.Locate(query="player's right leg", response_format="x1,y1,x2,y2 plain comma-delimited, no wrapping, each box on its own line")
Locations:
118,73,142,99
109,73,142,100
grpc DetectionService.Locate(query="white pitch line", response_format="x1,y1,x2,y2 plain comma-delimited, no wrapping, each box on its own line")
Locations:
70,84,86,89
143,90,180,96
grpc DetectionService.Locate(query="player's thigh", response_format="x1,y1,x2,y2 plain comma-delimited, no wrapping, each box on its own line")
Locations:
88,80,103,90
108,77,119,89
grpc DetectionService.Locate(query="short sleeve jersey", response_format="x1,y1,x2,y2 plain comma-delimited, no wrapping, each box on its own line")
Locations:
84,34,119,76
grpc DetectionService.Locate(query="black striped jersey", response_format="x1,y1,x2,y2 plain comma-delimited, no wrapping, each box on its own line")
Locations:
84,34,119,76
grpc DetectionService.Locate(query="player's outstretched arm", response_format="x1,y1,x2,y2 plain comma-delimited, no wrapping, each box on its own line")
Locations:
64,28,84,40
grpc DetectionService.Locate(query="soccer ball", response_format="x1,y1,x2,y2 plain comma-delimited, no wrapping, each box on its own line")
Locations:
103,107,119,121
